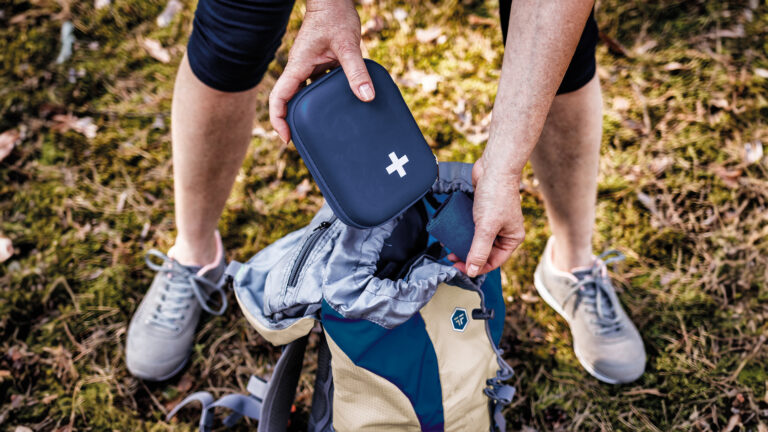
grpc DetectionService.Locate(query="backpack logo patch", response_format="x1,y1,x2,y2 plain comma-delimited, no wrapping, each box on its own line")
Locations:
386,152,409,178
451,308,468,332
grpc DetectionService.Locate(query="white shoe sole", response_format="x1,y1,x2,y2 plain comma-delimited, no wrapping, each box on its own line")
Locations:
128,356,190,382
534,270,620,385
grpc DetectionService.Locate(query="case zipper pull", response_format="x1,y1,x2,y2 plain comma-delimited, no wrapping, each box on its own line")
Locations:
434,153,439,183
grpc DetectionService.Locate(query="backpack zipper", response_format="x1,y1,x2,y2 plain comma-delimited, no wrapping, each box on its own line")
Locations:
287,220,333,288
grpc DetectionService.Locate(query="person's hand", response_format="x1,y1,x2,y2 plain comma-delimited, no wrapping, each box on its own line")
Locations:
449,156,525,277
269,0,373,143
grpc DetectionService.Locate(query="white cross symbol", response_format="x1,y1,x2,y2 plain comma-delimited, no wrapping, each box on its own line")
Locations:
385,152,409,178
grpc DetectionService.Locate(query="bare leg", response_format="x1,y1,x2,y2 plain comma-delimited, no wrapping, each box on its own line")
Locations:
530,75,602,271
170,54,259,266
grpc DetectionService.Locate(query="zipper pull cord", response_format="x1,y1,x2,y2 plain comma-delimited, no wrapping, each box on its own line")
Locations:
314,221,332,231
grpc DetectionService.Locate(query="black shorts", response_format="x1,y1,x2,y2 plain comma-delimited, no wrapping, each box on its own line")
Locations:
499,3,598,94
187,0,598,94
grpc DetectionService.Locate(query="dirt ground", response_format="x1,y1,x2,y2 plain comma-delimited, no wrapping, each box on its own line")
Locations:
1,0,767,430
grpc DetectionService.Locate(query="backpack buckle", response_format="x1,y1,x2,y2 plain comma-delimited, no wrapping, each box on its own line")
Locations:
472,307,494,320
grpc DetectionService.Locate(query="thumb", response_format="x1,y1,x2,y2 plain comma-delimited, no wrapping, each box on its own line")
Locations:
333,40,374,102
465,223,497,277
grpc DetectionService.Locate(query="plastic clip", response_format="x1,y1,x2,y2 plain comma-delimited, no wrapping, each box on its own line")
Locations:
472,307,494,320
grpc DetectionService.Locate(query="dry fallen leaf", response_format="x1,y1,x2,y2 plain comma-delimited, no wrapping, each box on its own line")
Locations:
415,27,442,43
399,70,443,93
141,38,171,63
451,105,492,145
14,426,33,432
361,15,385,38
52,114,98,139
41,394,58,404
252,125,278,139
294,178,313,199
660,273,676,286
392,8,407,23
156,0,183,27
419,74,442,93
764,381,768,404
636,191,662,220
711,164,742,188
151,114,165,130
711,25,745,39
622,118,645,135
633,39,657,55
520,292,539,304
744,141,763,165
528,327,545,343
467,15,497,26
94,0,110,10
710,98,730,110
116,190,129,212
612,96,630,111
757,422,768,432
0,236,13,263
176,373,194,393
664,61,685,71
598,30,628,57
0,129,21,161
622,388,666,397
649,155,674,176
723,414,741,432
755,68,768,79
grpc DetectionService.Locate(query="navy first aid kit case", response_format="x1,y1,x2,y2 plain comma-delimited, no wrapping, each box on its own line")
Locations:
286,59,438,229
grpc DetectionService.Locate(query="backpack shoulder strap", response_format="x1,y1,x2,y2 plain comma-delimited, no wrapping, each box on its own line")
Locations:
308,331,334,431
167,335,309,431
166,375,266,431
257,334,309,431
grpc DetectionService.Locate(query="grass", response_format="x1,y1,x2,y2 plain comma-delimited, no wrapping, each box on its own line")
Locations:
1,0,767,430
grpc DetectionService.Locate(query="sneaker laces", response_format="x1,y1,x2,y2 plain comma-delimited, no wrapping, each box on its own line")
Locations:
561,250,625,335
144,250,227,331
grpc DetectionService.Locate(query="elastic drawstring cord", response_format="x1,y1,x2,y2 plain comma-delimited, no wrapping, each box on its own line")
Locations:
470,282,515,432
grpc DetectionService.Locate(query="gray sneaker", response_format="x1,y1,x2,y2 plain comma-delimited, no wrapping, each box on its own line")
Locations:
534,237,645,384
126,233,228,381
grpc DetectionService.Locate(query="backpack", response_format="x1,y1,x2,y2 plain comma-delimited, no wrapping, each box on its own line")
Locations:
168,162,515,431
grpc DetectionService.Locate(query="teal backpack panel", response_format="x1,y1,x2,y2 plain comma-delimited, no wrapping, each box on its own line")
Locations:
321,300,445,431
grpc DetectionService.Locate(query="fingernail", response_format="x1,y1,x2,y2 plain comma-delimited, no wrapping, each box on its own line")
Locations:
467,264,479,277
359,83,373,101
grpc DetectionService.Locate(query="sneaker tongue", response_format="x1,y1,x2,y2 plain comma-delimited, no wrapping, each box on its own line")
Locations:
572,265,618,323
184,264,202,274
572,268,592,281
166,262,202,282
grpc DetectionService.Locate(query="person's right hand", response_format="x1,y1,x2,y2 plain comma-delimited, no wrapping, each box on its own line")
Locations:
269,0,374,143
448,155,526,277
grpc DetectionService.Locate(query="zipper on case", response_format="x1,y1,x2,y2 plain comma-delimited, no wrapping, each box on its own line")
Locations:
286,220,333,288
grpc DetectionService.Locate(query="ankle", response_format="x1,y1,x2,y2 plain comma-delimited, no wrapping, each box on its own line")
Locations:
171,231,220,267
551,238,593,273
